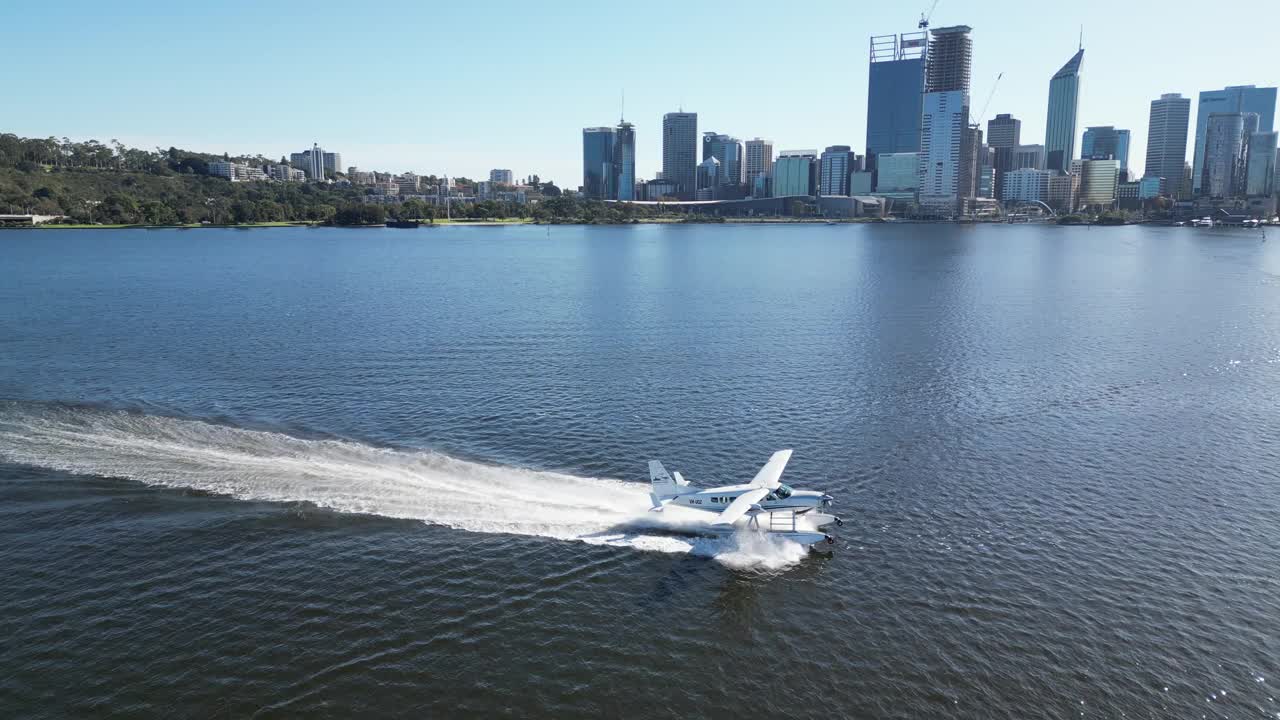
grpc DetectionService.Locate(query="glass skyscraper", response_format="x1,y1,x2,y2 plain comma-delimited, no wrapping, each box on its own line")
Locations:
662,112,698,200
1202,113,1250,198
1190,85,1277,195
613,121,635,201
866,32,926,170
582,127,615,200
1044,48,1084,172
1082,126,1130,170
702,133,744,190
1246,132,1278,197
918,25,973,216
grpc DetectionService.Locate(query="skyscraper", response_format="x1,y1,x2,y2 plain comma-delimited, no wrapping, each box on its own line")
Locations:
1044,48,1084,172
1246,132,1278,197
1081,126,1130,170
662,112,698,200
819,145,857,196
918,25,973,215
866,31,927,169
290,144,328,180
1144,93,1191,197
695,157,720,200
1012,144,1045,170
773,151,818,197
702,133,745,194
614,121,636,201
744,138,774,193
986,113,1021,199
1190,85,1278,195
1201,113,1250,198
582,126,616,200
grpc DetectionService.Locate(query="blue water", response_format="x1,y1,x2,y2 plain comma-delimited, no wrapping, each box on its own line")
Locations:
2,224,1278,718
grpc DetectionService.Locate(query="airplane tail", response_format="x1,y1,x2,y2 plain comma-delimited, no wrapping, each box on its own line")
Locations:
648,460,688,509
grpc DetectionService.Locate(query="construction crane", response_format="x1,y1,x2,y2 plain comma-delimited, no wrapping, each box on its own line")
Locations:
975,72,1003,127
918,0,939,29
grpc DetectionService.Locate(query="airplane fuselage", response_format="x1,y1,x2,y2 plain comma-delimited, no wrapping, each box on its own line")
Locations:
668,483,828,514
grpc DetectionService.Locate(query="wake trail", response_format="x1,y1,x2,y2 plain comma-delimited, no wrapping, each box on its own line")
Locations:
0,403,806,569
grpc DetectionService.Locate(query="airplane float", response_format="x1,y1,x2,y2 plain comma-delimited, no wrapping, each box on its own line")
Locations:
648,449,841,548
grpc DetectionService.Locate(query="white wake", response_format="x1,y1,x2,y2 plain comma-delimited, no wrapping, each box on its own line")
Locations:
0,404,807,569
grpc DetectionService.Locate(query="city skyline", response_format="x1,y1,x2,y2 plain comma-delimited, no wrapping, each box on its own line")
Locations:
2,0,1277,185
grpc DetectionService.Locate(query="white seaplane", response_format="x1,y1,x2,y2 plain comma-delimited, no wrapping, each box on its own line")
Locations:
648,449,841,548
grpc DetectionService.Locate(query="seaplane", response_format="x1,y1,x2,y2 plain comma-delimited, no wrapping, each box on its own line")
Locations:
648,449,841,548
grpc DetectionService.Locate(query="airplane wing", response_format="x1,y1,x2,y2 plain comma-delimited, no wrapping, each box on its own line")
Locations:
711,487,770,527
749,449,793,489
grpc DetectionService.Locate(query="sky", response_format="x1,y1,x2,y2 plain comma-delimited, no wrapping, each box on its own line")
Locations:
2,0,1277,186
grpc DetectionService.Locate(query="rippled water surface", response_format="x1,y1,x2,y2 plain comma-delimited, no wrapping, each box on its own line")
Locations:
2,224,1279,718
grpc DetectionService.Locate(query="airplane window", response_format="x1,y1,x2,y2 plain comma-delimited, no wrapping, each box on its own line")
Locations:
776,485,793,499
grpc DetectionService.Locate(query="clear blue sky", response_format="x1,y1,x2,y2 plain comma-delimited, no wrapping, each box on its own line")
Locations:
2,0,1275,186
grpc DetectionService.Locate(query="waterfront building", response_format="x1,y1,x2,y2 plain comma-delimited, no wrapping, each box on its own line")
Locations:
918,25,973,215
662,111,698,200
394,173,420,194
875,152,918,193
1078,159,1120,208
1139,176,1166,199
866,31,927,169
1245,131,1277,197
819,145,857,196
773,150,818,197
582,126,616,200
702,133,744,190
1046,173,1079,212
978,165,995,198
489,169,514,185
614,121,636,201
751,173,770,199
1201,113,1252,199
1044,49,1084,172
744,138,774,187
1082,126,1130,170
1143,93,1191,198
644,178,679,200
1191,85,1277,195
1001,168,1051,204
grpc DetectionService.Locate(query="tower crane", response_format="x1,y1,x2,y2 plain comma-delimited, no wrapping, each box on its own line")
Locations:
918,0,939,29
975,72,1003,127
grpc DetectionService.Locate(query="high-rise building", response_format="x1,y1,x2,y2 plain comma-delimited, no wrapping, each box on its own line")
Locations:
1191,85,1277,195
986,113,1021,200
1012,144,1045,170
1002,168,1051,204
744,138,774,194
1246,132,1278,197
695,157,720,200
1201,113,1251,199
866,31,927,169
918,25,973,215
1081,126,1130,170
874,152,919,194
819,145,857,195
290,144,328,180
489,169,514,185
702,133,744,190
323,152,341,176
986,113,1021,148
1144,93,1191,197
773,150,818,197
1044,48,1084,172
1078,159,1119,208
582,126,616,200
662,112,698,200
614,121,636,201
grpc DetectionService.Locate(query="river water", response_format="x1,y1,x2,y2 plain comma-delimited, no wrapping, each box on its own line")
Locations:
1,224,1278,718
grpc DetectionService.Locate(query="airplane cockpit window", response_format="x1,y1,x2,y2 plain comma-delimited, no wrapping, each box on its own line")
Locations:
775,484,793,499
